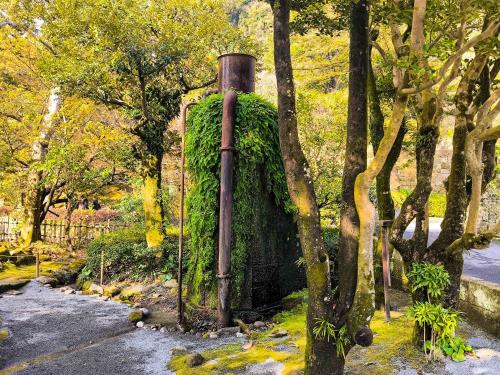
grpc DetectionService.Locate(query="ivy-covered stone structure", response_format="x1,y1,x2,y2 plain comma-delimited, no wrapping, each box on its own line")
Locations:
185,93,305,310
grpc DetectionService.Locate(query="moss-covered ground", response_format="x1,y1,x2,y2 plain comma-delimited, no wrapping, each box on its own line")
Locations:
169,290,424,375
0,261,65,281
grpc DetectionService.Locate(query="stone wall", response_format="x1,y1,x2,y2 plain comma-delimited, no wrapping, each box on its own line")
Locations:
479,184,500,232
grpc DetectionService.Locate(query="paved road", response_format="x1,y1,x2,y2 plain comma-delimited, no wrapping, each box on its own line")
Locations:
0,282,242,375
404,219,500,284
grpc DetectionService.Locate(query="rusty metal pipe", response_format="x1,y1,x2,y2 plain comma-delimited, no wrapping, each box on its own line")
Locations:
380,220,392,322
217,90,237,328
177,101,197,327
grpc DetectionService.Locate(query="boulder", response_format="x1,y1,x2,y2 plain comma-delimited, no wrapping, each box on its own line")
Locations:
253,321,267,329
63,288,75,295
270,329,288,338
217,326,240,336
128,310,143,323
186,353,204,367
0,278,29,293
164,279,178,289
139,307,150,318
88,283,104,295
119,285,145,301
103,285,121,297
34,276,57,287
136,321,144,328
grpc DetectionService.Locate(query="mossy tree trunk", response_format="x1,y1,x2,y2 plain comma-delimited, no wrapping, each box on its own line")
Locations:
21,88,61,248
368,53,406,307
269,1,341,373
388,16,500,312
142,154,165,248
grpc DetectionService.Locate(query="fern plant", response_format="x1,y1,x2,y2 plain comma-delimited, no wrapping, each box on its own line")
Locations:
313,319,350,358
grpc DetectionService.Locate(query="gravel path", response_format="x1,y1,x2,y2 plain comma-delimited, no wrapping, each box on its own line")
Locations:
403,218,500,284
0,282,243,375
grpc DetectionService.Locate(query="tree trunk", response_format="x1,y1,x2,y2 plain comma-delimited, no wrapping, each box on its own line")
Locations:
336,0,370,327
143,155,165,248
270,1,341,373
21,88,61,247
428,55,488,307
368,56,406,307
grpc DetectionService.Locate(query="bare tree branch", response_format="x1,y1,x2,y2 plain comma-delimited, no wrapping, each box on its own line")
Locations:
400,20,500,95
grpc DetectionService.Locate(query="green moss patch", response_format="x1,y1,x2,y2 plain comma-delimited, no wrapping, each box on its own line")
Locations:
169,291,425,374
0,261,65,282
0,328,9,342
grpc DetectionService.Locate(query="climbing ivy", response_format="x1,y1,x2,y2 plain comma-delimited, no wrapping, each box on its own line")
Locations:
185,93,292,307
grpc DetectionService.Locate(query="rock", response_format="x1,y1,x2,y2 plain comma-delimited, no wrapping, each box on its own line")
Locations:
236,332,246,338
0,278,29,293
4,290,22,295
14,254,35,266
0,328,9,342
164,279,178,289
103,285,121,297
34,276,57,287
133,303,141,308
98,296,109,301
128,310,144,323
136,321,144,328
139,307,150,318
76,291,83,295
208,332,219,339
170,346,188,356
270,329,288,338
236,310,263,323
160,327,166,333
53,263,82,286
88,283,104,295
120,285,145,301
253,321,267,329
63,288,75,295
150,293,162,299
186,353,204,367
243,340,254,351
218,326,240,336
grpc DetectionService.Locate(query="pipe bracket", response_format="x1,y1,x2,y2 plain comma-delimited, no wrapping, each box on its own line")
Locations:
216,273,233,279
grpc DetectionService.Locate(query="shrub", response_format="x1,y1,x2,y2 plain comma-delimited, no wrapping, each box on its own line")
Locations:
80,226,177,282
428,192,446,217
408,262,471,361
392,189,446,218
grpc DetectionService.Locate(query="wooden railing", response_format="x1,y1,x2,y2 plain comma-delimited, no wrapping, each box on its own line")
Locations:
0,217,128,246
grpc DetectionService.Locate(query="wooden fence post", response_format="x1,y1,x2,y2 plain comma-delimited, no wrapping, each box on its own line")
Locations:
35,252,40,278
100,250,104,286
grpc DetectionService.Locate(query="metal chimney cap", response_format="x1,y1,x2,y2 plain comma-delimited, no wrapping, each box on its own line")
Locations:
217,53,256,61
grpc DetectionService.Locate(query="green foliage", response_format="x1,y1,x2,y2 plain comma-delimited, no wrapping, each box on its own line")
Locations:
408,301,462,360
428,193,446,218
312,319,350,358
115,179,173,227
408,262,450,302
437,336,473,362
392,189,446,218
408,263,471,361
185,93,290,306
313,318,336,342
81,226,176,281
